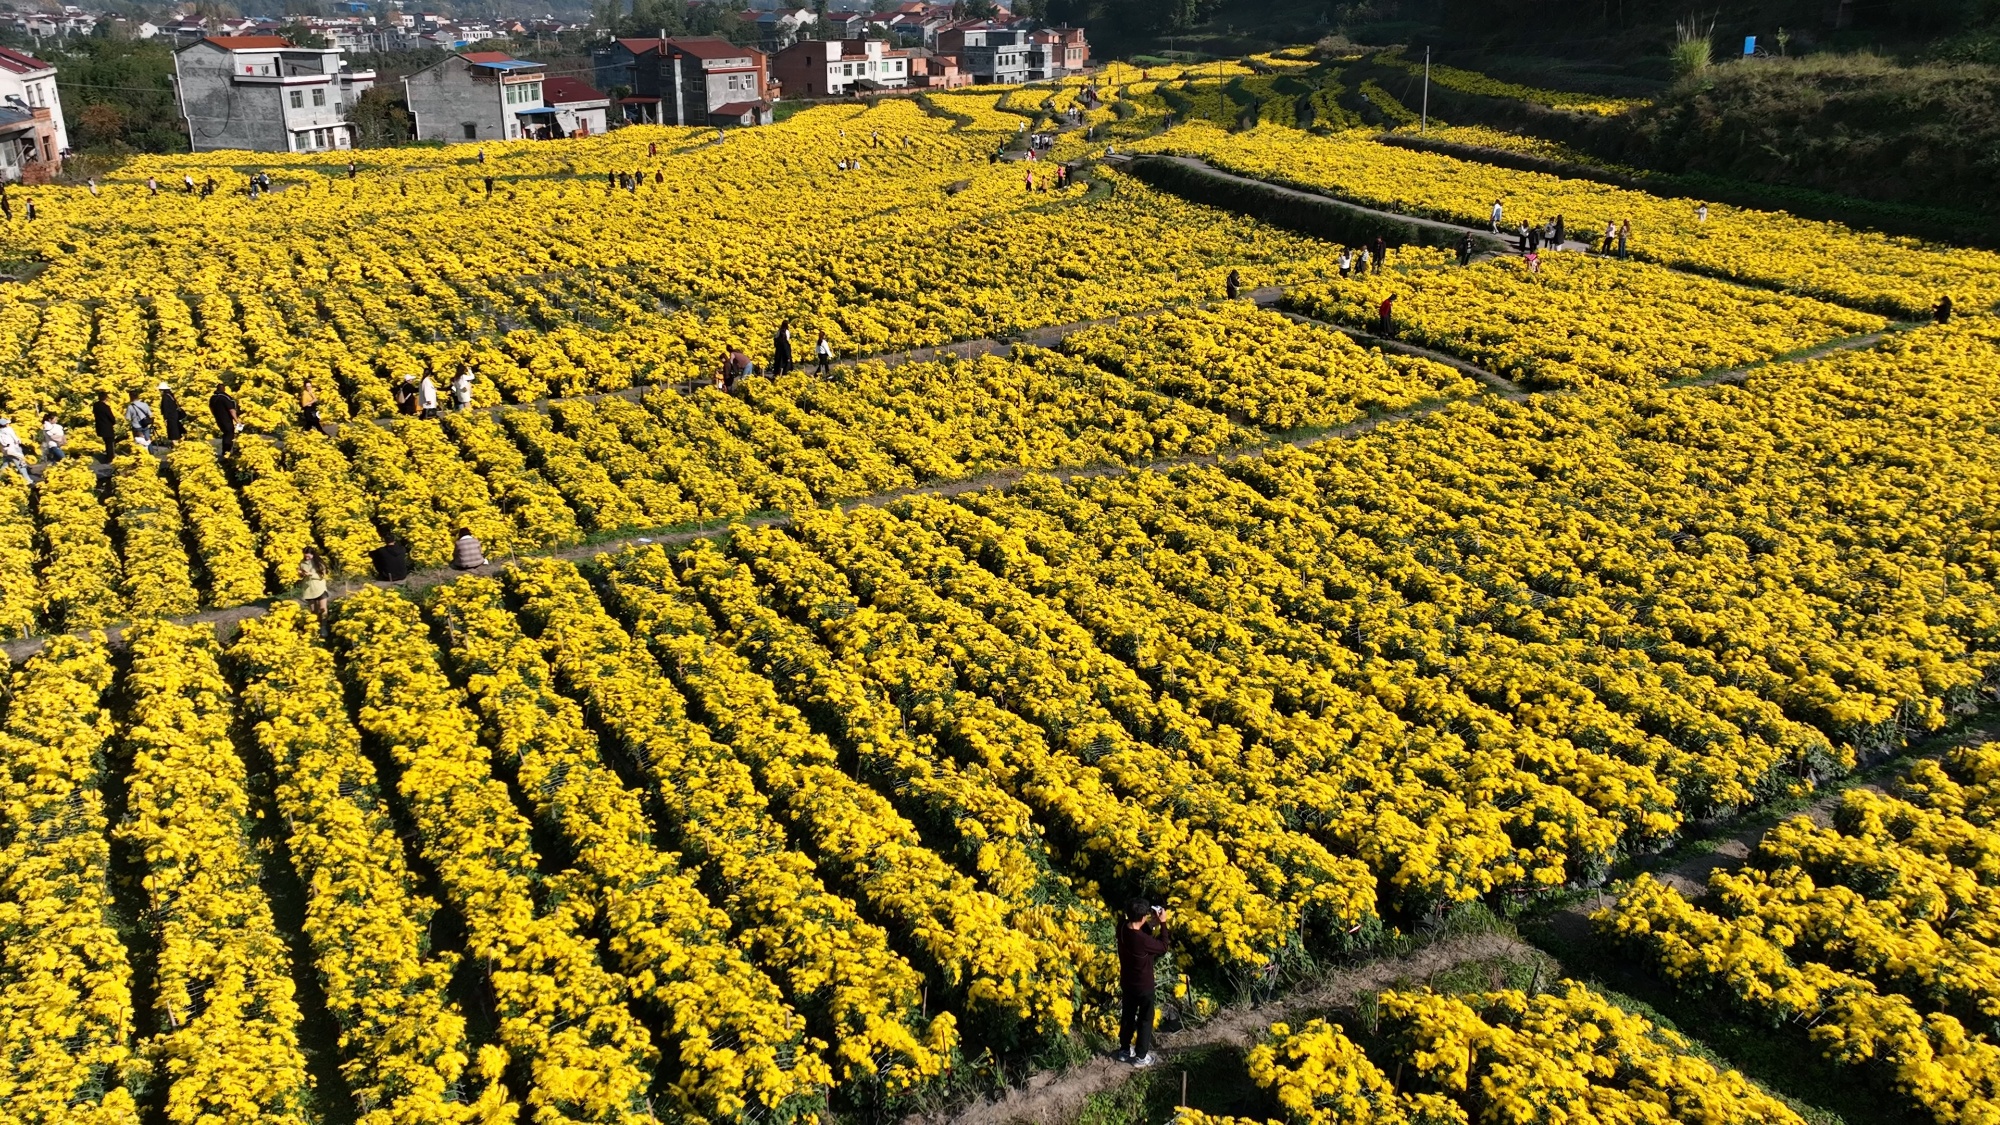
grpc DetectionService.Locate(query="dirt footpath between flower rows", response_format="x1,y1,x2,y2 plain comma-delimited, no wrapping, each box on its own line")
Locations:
908,931,1534,1125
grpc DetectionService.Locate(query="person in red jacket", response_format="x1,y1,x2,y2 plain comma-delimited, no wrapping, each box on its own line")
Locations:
1378,294,1396,338
1117,900,1170,1066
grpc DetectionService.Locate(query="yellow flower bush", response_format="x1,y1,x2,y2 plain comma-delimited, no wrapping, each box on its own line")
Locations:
0,635,140,1125
0,480,38,635
1378,984,1801,1124
503,560,956,1093
34,458,124,629
1374,51,1648,116
117,622,313,1125
426,579,831,1124
226,605,515,1125
1599,741,2000,1124
331,588,660,1125
1288,253,1887,388
1062,302,1476,427
163,442,266,607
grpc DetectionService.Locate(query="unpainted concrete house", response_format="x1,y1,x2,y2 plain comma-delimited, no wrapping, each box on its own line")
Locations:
403,51,550,143
173,36,374,153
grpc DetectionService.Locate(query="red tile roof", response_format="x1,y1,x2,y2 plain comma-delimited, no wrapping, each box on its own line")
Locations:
666,36,762,61
202,35,294,49
0,46,53,75
713,100,766,116
612,37,665,55
543,75,608,105
461,50,513,63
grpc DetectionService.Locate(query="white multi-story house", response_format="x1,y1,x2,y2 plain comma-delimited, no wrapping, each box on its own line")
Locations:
0,45,63,181
771,37,910,98
172,36,376,153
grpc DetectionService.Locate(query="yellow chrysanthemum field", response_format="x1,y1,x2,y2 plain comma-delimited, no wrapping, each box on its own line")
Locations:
0,58,1996,1125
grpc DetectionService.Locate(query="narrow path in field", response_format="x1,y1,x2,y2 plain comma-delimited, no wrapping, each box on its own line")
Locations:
909,931,1540,1125
1120,153,1515,258
1128,154,1923,321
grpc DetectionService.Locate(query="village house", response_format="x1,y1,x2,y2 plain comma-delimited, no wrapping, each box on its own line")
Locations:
771,37,912,98
594,36,769,126
543,75,610,137
0,44,63,181
404,51,549,142
937,22,1033,84
172,35,375,153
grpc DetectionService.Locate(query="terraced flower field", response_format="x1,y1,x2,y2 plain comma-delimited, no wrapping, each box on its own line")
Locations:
1,58,1996,1125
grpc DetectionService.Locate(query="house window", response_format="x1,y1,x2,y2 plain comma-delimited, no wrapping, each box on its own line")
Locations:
312,88,326,106
463,122,478,139
290,89,304,108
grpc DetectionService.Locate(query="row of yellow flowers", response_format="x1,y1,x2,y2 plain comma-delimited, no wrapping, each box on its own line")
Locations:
117,622,313,1125
226,605,515,1125
425,579,832,1123
502,561,959,1094
1597,743,2000,1124
1180,982,1793,1125
330,589,661,1125
1286,253,1888,389
1136,122,2000,318
0,636,139,1125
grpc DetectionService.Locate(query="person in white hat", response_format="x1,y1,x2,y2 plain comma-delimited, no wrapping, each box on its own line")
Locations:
0,417,30,485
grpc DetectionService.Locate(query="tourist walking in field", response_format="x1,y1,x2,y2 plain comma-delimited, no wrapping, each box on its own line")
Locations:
814,331,833,378
1378,294,1396,337
300,381,329,435
774,321,794,376
299,548,330,625
1338,249,1353,279
1600,220,1616,254
40,412,65,465
159,382,186,446
452,367,475,412
1696,202,1708,223
418,372,439,418
1372,237,1387,273
1617,219,1630,257
209,384,239,454
1490,199,1503,231
1554,215,1566,247
0,418,30,485
1116,901,1170,1067
93,390,116,461
1457,232,1474,267
395,375,421,416
125,390,154,451
451,528,487,570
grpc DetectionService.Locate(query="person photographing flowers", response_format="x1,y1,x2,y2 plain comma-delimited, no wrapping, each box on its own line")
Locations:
1117,900,1170,1067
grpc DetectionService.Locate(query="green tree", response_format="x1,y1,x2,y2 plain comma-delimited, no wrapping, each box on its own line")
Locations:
345,85,412,147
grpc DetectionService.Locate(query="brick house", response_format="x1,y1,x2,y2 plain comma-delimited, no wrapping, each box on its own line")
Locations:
594,36,769,126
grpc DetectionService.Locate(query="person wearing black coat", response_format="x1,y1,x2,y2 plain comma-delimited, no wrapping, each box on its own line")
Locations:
159,383,186,445
92,390,117,461
1116,901,1170,1066
209,385,239,454
773,321,794,377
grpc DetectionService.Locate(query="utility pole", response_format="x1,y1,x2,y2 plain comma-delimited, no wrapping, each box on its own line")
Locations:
1420,46,1430,134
